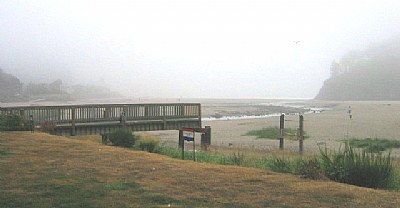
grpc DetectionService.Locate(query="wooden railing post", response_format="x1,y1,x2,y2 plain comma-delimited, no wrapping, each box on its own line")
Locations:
71,108,76,136
19,109,25,120
180,104,185,116
163,105,167,130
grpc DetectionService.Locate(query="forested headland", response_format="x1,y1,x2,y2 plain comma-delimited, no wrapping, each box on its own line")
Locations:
316,37,400,101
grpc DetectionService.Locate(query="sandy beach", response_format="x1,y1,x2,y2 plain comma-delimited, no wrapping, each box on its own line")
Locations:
147,99,400,156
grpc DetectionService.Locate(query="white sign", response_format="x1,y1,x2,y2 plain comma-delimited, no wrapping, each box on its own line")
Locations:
182,128,194,141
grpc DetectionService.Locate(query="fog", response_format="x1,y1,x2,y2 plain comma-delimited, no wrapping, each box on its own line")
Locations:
1,0,400,99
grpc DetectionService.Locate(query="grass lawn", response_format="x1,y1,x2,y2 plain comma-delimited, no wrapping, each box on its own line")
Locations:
1,132,400,207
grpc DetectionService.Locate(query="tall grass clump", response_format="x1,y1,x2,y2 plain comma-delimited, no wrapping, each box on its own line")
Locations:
320,144,393,189
107,128,136,148
137,140,159,153
156,146,182,159
267,156,292,173
0,114,28,131
260,156,325,179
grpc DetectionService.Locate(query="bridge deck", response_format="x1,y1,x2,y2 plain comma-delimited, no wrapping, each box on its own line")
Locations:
0,103,202,136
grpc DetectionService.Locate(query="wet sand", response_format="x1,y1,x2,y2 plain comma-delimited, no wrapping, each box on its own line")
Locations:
149,100,400,156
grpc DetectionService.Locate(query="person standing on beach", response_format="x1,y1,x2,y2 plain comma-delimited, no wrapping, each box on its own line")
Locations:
348,106,352,119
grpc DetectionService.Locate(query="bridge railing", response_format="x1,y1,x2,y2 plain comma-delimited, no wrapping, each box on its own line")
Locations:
0,103,201,125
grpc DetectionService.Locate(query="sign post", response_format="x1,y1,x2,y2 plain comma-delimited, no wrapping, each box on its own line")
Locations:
182,128,196,161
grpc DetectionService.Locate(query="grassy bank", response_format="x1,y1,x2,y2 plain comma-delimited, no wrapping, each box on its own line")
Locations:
1,132,400,207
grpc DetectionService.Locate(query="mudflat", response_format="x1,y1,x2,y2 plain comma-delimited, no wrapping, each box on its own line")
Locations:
151,100,400,156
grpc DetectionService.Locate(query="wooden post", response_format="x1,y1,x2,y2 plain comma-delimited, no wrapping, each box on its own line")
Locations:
201,126,211,151
279,114,285,150
179,130,184,160
101,134,108,145
163,105,167,130
299,115,304,154
193,134,196,162
120,111,126,128
198,104,202,128
201,133,206,150
71,108,76,136
19,109,25,119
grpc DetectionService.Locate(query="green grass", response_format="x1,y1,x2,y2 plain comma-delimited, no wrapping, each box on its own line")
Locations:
156,145,247,165
320,144,393,189
347,138,400,153
0,169,198,208
245,127,308,140
155,144,399,190
0,149,10,156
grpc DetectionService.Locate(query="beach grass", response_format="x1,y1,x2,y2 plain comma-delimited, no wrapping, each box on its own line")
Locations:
347,138,400,153
245,127,308,140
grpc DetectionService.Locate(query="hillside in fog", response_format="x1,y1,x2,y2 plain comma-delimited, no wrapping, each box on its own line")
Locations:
0,69,120,103
0,69,23,102
315,37,400,101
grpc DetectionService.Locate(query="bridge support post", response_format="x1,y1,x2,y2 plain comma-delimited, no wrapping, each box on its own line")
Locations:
178,130,184,160
120,111,126,128
178,129,184,149
71,108,76,136
19,109,25,119
163,105,167,130
101,134,109,145
201,126,211,151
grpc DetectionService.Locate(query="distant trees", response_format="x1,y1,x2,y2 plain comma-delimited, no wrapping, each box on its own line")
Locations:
25,79,63,96
0,69,23,102
0,69,120,103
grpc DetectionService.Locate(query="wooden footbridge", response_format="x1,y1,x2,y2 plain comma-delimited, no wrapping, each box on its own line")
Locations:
0,103,202,136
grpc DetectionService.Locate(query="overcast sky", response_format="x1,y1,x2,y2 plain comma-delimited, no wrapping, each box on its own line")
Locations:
1,0,400,99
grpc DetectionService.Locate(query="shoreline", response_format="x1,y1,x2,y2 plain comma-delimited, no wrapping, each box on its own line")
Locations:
148,100,400,157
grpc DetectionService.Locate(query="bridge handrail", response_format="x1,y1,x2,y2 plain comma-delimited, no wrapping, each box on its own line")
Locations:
0,103,201,125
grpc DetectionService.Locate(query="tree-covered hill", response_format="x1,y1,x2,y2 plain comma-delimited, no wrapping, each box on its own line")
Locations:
0,69,121,103
0,69,23,102
315,37,400,101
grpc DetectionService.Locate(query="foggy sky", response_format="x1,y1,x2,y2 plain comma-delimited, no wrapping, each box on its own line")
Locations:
1,0,400,99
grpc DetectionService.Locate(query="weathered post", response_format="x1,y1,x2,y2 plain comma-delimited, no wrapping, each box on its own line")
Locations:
279,114,285,150
29,115,34,133
201,126,211,151
299,115,304,154
179,129,184,160
120,111,126,128
101,134,108,145
71,108,76,136
19,109,25,119
163,105,167,130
